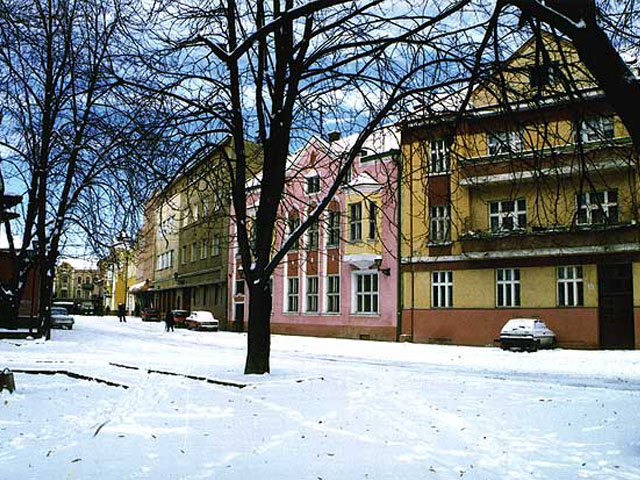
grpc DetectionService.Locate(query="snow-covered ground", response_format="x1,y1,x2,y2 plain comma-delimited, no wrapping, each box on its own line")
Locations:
2,316,640,479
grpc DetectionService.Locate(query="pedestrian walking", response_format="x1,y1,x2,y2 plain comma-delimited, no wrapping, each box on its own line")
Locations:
164,310,174,332
118,303,127,323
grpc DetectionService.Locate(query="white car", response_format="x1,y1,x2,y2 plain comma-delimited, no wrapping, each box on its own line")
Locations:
51,307,75,330
499,318,556,351
184,311,219,331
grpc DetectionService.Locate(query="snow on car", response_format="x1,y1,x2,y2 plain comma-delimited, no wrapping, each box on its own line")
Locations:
50,307,75,330
499,318,556,351
184,310,219,331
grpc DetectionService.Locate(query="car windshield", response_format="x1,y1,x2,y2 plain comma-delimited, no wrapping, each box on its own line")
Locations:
51,308,68,315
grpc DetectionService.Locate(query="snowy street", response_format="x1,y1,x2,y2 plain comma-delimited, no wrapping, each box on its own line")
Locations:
2,317,640,479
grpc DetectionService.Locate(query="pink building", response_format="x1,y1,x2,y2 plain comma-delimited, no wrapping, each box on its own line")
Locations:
228,127,400,340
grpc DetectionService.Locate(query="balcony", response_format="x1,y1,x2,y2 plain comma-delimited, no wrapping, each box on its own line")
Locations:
458,138,634,187
459,222,640,257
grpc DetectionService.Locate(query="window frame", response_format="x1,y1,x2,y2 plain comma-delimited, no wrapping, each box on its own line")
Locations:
307,176,321,194
354,271,379,314
489,199,527,232
578,116,614,143
368,201,377,241
306,276,319,313
349,202,362,241
496,268,521,308
287,277,299,313
326,275,340,313
557,266,584,307
327,210,340,247
430,138,450,173
488,129,524,156
576,190,618,226
429,204,451,244
431,271,453,308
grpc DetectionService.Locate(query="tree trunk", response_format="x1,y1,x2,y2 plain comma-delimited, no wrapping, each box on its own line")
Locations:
244,280,272,374
38,258,54,340
569,25,640,155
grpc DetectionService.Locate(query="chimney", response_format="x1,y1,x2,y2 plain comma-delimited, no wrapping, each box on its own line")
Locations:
327,131,341,143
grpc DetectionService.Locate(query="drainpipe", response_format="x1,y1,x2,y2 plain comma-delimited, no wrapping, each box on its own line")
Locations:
396,149,403,342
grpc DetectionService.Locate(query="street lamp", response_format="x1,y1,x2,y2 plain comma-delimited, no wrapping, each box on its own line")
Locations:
114,232,132,314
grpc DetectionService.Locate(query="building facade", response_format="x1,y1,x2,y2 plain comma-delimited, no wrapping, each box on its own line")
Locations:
400,34,640,349
229,128,401,340
53,258,102,313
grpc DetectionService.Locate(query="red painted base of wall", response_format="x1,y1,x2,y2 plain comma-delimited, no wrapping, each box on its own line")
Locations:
270,322,396,342
402,308,601,349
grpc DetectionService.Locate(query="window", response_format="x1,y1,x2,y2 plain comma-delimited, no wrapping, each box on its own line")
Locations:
349,202,362,241
306,276,319,312
213,284,222,305
430,205,451,243
77,276,82,285
202,285,208,305
430,139,449,173
490,199,527,232
577,190,618,225
496,268,521,307
61,289,68,298
327,275,340,313
341,165,352,185
212,236,220,256
288,216,301,250
182,245,188,264
488,129,523,155
200,240,208,260
307,219,319,250
529,61,559,88
307,176,320,194
191,242,198,262
578,116,614,143
235,279,245,296
76,290,81,298
287,277,299,312
355,272,379,314
432,271,453,308
327,211,340,247
368,201,377,240
558,266,584,306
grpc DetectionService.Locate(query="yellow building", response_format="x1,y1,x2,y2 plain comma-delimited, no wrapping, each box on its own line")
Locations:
400,33,640,349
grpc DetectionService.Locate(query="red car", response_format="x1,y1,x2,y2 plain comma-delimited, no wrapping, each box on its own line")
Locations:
141,308,160,322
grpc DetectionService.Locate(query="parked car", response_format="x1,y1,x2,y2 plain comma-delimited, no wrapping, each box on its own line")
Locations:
51,307,74,330
171,310,189,327
184,311,219,331
499,318,556,351
141,307,160,322
80,301,94,315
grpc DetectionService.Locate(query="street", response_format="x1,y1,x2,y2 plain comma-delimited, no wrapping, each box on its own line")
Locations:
2,316,640,479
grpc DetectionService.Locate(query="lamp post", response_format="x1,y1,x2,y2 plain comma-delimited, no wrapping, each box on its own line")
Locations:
114,232,132,314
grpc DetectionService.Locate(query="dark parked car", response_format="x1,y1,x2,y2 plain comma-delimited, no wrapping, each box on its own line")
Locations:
141,308,160,322
171,310,189,327
51,307,74,330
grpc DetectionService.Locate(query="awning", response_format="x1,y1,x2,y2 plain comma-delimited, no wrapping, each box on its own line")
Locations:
128,279,151,293
343,253,381,270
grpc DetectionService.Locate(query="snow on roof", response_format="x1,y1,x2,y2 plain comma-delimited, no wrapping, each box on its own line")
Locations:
58,256,98,271
327,124,400,157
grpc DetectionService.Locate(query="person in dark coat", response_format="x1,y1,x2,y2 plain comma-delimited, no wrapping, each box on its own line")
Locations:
164,310,174,332
117,303,127,323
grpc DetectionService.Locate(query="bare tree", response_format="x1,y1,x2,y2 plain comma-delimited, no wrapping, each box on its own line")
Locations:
0,0,157,336
119,0,485,373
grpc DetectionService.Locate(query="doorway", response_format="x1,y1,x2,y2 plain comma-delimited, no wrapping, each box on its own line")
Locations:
598,263,635,349
234,302,245,332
